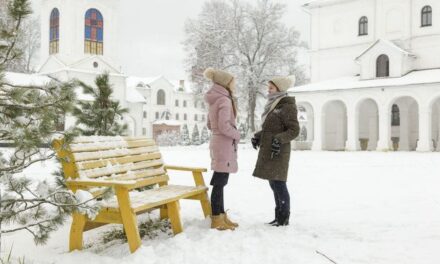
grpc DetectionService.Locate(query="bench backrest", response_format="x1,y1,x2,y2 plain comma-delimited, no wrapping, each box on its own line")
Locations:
53,136,169,188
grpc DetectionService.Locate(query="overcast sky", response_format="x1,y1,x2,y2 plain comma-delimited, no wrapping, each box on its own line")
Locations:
34,0,311,80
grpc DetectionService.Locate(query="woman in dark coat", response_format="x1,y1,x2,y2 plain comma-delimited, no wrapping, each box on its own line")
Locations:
252,76,300,226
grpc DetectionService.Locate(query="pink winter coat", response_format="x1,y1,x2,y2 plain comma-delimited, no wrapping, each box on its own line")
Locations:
204,83,241,173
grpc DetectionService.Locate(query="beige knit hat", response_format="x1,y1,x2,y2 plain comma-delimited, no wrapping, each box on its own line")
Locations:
203,68,235,90
270,75,296,92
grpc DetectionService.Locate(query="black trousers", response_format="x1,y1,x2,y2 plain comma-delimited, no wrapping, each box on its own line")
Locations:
269,180,290,214
210,171,229,216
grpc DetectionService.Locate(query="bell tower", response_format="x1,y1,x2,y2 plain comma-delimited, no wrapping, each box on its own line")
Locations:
40,0,120,67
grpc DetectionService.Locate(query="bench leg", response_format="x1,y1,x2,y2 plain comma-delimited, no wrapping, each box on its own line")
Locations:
199,192,212,218
160,205,168,220
116,188,142,253
167,201,183,234
69,213,87,252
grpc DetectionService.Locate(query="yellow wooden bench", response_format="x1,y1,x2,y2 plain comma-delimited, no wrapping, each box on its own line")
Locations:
52,136,212,253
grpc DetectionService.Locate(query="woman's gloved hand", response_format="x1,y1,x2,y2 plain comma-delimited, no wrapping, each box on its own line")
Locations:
251,137,260,150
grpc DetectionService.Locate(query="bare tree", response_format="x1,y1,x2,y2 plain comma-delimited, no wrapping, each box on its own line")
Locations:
184,0,307,132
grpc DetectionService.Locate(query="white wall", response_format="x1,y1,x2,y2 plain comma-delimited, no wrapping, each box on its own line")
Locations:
307,0,440,82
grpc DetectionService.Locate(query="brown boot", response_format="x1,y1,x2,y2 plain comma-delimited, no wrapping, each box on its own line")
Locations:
222,212,239,228
211,215,235,231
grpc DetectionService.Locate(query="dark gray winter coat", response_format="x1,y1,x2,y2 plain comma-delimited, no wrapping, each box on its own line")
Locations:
252,96,300,182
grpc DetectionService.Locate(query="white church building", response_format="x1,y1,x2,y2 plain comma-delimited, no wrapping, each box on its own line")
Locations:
5,0,207,139
290,0,440,152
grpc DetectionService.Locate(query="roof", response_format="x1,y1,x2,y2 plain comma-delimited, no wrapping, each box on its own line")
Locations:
289,69,440,93
302,0,353,9
126,76,163,88
126,86,147,103
355,39,416,61
4,72,52,86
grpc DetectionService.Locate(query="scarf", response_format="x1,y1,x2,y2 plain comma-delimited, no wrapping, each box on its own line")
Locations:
261,91,287,125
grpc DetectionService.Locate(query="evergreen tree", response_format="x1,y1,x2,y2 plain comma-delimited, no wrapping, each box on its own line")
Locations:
73,73,129,136
0,0,99,245
201,126,209,144
180,124,191,146
191,124,201,145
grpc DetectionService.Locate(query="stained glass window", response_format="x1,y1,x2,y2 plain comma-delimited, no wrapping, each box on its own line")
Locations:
49,8,59,54
85,9,103,55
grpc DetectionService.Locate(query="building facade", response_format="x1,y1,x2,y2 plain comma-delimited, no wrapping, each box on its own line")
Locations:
291,0,440,151
5,0,207,139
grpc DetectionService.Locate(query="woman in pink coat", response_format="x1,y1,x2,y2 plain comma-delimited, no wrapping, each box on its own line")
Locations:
203,68,240,231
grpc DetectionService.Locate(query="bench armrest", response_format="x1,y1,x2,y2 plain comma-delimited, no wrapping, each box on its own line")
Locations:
164,165,207,172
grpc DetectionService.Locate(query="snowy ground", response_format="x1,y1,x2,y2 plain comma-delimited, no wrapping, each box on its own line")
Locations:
2,145,440,264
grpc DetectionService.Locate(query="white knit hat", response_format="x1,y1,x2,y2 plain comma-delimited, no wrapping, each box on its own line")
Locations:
203,68,234,90
270,75,296,92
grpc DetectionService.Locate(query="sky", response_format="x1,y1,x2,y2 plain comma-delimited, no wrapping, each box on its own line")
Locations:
33,0,311,80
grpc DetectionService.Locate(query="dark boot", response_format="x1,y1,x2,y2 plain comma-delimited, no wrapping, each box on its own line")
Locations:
275,211,290,226
266,209,279,225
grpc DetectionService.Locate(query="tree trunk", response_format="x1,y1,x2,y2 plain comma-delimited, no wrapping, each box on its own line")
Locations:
248,86,257,132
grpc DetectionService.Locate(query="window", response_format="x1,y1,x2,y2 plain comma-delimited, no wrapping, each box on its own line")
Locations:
143,111,147,118
194,101,198,108
49,8,60,54
202,115,205,122
376,54,390,78
155,112,159,119
176,113,179,120
84,9,103,55
157,89,165,105
175,100,179,107
183,100,187,107
359,16,368,36
195,114,198,121
142,128,146,135
201,103,206,109
184,114,187,121
421,6,432,27
391,104,400,126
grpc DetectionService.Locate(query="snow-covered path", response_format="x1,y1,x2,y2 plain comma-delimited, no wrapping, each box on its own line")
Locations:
3,145,440,264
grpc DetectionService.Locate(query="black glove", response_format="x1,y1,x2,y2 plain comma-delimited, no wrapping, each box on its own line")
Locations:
271,138,281,159
251,137,260,150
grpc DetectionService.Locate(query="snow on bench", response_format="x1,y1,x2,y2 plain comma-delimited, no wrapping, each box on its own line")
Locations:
52,136,211,253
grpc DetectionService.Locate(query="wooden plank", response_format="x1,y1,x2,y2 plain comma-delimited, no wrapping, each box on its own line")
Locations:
83,222,108,231
73,146,159,162
66,179,136,188
131,186,208,213
167,201,183,234
164,165,207,173
72,136,152,143
52,139,79,179
69,213,87,251
116,187,142,253
70,139,156,153
66,174,169,190
78,159,163,179
77,152,162,170
127,175,169,189
93,209,123,224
